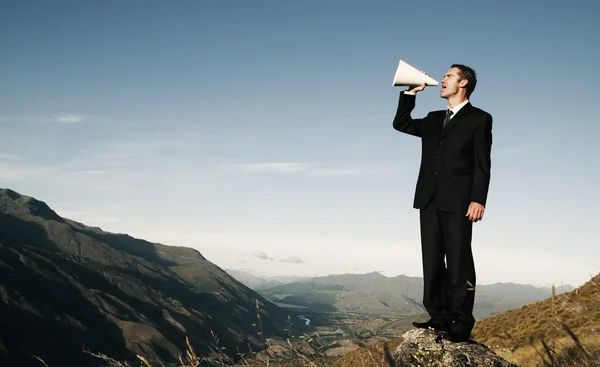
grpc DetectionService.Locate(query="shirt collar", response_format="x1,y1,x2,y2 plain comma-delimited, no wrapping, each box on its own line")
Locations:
448,99,469,117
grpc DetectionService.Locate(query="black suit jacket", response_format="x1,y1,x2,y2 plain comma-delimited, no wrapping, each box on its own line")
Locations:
393,92,492,214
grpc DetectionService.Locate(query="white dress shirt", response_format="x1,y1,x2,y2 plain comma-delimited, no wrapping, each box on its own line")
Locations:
403,90,469,120
447,99,469,119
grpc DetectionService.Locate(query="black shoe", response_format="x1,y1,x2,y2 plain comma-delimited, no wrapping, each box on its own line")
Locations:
447,322,471,342
412,319,447,332
448,330,470,343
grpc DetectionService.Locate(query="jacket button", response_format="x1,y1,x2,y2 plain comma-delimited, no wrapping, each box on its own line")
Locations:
435,172,438,175
437,156,440,160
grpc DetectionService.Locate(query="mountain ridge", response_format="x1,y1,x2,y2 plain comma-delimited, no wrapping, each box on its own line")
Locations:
230,269,574,319
228,268,575,294
0,188,288,367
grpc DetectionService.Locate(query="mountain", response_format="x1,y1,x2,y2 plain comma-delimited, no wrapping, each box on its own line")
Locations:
225,269,308,290
474,282,575,318
258,272,425,316
0,188,287,367
257,272,574,319
478,282,574,299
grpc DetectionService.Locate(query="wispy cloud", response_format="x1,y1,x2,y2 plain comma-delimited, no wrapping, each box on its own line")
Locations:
493,143,538,159
254,251,268,260
0,135,220,197
253,252,277,261
236,162,394,176
0,161,130,189
0,153,22,160
1,113,90,125
280,256,304,264
54,114,87,124
0,116,22,123
238,162,311,173
307,167,393,176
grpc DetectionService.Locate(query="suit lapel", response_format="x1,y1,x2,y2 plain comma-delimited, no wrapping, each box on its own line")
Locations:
439,103,472,140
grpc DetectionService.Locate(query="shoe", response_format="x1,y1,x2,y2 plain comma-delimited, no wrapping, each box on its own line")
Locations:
412,319,447,332
447,322,471,342
448,330,470,342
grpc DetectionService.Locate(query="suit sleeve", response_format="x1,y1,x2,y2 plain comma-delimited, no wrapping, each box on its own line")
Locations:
392,92,427,137
470,113,493,207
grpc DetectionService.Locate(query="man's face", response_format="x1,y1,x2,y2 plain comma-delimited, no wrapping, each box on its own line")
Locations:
440,67,465,99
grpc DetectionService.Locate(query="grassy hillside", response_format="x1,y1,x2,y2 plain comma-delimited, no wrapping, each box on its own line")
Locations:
472,273,600,366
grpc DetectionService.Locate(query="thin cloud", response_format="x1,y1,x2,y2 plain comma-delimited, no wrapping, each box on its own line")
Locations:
254,251,268,260
307,166,394,177
0,116,22,123
493,143,537,159
280,256,304,264
237,162,393,176
238,162,310,173
0,136,218,196
54,114,87,124
0,153,21,160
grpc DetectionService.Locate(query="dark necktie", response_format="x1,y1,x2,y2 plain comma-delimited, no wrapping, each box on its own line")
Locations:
443,109,454,128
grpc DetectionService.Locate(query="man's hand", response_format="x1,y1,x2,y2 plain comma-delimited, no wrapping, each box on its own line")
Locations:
406,71,428,94
466,202,485,222
407,81,427,94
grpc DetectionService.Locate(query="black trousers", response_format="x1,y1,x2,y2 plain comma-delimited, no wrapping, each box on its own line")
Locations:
419,197,476,334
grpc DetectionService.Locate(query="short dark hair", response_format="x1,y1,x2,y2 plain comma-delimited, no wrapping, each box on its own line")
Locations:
451,63,477,98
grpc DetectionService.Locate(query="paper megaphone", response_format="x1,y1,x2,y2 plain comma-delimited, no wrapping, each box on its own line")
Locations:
392,60,439,87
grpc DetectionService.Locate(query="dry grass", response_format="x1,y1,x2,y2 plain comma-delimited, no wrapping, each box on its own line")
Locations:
473,274,600,347
81,335,203,367
327,338,400,367
472,273,600,367
494,333,600,367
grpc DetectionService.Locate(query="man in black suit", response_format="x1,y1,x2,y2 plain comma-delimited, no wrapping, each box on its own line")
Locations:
392,64,492,342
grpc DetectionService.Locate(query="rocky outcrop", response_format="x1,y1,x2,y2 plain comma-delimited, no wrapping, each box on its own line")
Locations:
393,329,518,367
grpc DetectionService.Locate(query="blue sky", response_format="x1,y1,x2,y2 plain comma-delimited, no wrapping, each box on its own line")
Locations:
1,0,598,288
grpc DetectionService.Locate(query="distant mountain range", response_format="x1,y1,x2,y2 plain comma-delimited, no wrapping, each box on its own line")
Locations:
0,188,288,367
227,269,574,319
225,269,309,290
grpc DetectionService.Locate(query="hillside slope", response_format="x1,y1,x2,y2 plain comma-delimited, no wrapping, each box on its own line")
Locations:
472,273,600,349
0,188,287,367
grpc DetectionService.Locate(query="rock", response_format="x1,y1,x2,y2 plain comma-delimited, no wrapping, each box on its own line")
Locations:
393,329,519,367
